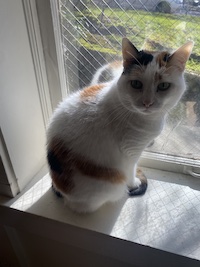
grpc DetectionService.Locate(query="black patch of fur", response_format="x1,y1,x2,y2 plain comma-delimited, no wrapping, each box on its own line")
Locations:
163,53,171,62
137,50,153,66
123,50,153,74
52,184,63,198
47,150,63,174
128,181,148,197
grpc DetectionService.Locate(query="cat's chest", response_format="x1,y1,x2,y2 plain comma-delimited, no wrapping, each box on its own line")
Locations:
118,119,163,156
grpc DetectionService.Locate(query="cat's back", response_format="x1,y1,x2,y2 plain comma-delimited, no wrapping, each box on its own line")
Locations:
47,81,123,167
47,82,112,142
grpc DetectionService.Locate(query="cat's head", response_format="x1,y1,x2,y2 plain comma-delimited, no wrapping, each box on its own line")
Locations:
117,38,193,115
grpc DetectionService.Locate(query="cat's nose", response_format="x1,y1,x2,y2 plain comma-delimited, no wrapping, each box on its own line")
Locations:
143,100,154,108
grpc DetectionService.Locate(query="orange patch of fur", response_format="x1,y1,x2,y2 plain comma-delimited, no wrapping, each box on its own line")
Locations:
136,168,147,185
156,51,169,68
80,83,106,99
154,72,162,83
48,138,126,195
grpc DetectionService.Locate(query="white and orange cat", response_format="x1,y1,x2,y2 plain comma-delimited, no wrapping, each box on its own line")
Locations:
47,38,193,213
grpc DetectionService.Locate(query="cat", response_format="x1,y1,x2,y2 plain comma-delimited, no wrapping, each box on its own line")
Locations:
47,37,193,213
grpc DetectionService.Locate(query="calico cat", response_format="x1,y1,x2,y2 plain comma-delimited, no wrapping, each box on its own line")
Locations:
47,38,193,213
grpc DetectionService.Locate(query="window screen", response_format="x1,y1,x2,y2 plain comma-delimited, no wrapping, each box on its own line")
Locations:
59,0,200,164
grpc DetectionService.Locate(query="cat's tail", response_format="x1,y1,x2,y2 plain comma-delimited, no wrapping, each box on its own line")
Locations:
128,169,148,196
90,64,111,85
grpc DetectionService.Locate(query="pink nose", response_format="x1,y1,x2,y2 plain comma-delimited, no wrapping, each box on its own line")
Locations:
143,100,154,108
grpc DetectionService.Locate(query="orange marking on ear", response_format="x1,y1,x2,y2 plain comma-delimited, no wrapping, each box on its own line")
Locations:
80,83,106,99
156,51,170,68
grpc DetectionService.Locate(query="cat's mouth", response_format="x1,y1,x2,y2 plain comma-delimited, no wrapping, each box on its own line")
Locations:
140,107,157,114
129,103,158,114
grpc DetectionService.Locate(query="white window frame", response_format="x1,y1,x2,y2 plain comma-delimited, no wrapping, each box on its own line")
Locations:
35,0,68,106
45,0,200,178
0,0,53,197
0,0,65,197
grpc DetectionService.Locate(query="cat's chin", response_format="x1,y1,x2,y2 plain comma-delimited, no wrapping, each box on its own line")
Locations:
140,110,154,115
142,108,154,113
137,107,160,115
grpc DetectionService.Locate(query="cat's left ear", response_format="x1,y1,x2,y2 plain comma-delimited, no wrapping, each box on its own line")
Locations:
169,41,194,71
122,38,140,68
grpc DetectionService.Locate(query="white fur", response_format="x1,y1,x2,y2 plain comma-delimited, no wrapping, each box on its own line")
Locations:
61,173,126,213
47,40,192,213
90,62,123,85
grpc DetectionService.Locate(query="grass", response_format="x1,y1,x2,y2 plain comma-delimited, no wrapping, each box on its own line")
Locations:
72,7,200,74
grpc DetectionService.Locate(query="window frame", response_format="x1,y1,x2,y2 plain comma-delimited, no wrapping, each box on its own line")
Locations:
43,0,200,178
0,0,54,197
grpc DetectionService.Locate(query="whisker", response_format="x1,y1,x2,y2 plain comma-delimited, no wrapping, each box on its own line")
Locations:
127,51,143,71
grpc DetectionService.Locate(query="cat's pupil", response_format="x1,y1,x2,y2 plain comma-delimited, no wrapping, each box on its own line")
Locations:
157,82,170,91
131,80,143,90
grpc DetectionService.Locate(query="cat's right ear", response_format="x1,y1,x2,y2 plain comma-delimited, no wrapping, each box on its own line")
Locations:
122,38,140,68
168,41,194,71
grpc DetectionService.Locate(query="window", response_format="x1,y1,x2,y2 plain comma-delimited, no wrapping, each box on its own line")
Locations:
1,0,199,197
1,2,200,264
57,0,200,173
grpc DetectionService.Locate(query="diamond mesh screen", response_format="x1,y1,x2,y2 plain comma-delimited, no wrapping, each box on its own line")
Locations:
59,0,200,162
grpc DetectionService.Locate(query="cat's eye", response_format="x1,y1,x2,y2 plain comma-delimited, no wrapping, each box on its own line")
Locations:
131,80,143,90
157,82,171,91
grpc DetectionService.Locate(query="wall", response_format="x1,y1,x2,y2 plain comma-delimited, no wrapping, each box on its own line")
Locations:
0,0,47,195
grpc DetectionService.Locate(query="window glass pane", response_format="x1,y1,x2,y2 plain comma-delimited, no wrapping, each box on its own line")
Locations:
59,0,200,163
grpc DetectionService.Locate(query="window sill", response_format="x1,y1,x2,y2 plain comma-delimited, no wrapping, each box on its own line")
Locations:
1,167,200,262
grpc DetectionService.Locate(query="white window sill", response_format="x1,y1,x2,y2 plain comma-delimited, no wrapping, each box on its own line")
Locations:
1,167,200,262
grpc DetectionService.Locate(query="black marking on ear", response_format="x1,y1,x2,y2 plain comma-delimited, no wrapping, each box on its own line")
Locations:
123,50,153,74
138,50,153,65
47,150,63,174
163,53,171,62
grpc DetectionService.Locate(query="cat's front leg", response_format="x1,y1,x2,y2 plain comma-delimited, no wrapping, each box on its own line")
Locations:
127,165,148,196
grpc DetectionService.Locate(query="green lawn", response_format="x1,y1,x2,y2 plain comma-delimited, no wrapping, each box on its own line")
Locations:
73,7,200,73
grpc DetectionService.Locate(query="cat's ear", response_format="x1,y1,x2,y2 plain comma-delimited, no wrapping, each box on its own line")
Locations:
122,38,140,68
168,41,194,71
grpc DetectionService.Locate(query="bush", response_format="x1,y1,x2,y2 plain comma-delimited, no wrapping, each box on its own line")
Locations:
155,1,171,13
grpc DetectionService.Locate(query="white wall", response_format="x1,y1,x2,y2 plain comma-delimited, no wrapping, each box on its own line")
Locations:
0,0,47,194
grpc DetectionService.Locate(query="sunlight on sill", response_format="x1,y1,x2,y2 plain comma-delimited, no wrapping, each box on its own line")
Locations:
5,167,200,261
10,173,51,211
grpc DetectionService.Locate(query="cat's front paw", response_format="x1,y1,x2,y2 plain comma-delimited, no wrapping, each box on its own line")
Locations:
128,169,148,196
